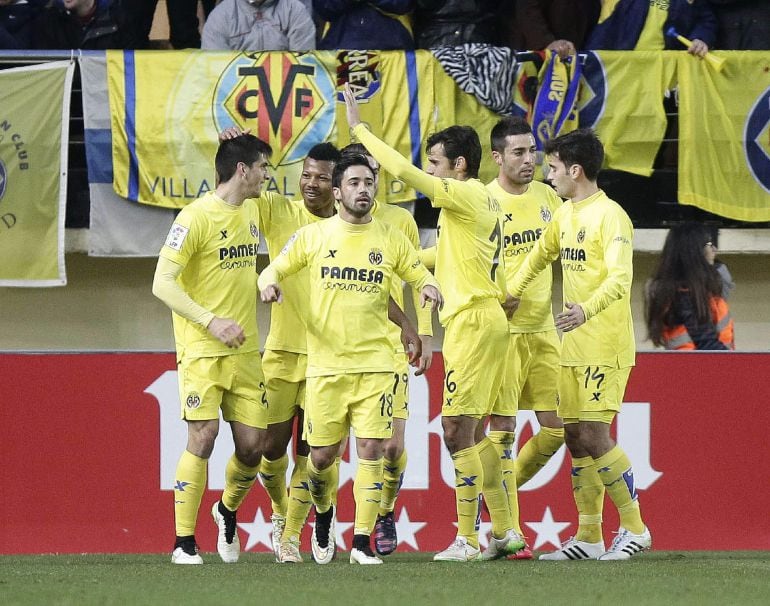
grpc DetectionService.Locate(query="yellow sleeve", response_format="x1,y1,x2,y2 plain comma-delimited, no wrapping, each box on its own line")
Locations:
393,231,440,294
509,218,561,297
419,245,436,270
353,123,438,199
152,256,214,327
581,210,634,320
257,229,308,290
402,219,434,336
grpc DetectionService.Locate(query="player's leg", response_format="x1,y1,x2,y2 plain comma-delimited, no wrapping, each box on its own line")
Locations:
348,372,394,565
515,331,564,488
172,356,224,564
214,353,269,563
576,367,651,561
280,410,311,564
375,363,410,556
540,367,604,561
304,374,348,565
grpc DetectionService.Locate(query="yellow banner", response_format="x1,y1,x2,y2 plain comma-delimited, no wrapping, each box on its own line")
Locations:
578,51,676,176
678,51,770,222
0,61,73,287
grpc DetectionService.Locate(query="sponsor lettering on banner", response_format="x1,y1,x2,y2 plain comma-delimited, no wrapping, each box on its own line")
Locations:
2,353,769,554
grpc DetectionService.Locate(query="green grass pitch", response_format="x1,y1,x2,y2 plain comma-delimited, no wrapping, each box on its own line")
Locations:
2,552,770,606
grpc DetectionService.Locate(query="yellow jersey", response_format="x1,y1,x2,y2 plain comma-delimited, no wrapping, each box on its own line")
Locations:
159,191,261,358
486,179,562,333
509,189,635,368
258,214,439,377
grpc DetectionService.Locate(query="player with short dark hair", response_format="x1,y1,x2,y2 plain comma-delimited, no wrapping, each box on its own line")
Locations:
258,155,443,565
508,128,652,561
153,133,271,565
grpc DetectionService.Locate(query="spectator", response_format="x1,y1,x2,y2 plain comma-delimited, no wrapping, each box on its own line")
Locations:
585,0,717,58
33,0,141,50
201,0,316,51
413,0,501,48
645,223,735,351
703,230,735,300
711,0,770,50
129,0,216,50
501,0,600,57
0,0,46,49
314,1,415,50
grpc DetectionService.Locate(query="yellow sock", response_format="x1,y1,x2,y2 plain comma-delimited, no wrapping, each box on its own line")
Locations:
307,457,335,514
353,458,384,536
330,457,341,507
571,455,605,543
488,431,521,534
515,426,565,488
451,446,483,548
284,455,311,541
259,453,289,517
379,449,407,516
174,450,207,537
222,454,260,512
594,446,645,534
477,437,512,539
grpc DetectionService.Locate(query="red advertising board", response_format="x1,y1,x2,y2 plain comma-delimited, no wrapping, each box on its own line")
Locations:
2,352,769,554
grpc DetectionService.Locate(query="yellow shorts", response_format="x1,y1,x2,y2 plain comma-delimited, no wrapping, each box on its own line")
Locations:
177,352,267,429
304,372,395,447
558,365,632,424
391,354,411,421
442,300,509,418
262,349,307,425
495,330,561,415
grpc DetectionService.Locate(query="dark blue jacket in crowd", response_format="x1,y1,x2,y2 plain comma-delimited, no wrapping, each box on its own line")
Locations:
0,0,47,49
314,0,415,50
585,0,718,50
33,0,141,50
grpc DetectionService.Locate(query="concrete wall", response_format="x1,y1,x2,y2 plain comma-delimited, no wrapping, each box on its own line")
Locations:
1,251,767,352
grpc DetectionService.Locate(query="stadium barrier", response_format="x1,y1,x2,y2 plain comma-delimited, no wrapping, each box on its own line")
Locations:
2,351,768,554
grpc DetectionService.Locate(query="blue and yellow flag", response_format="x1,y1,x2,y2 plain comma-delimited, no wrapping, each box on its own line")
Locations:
678,51,770,222
107,50,339,209
532,51,582,151
0,61,74,286
579,51,676,176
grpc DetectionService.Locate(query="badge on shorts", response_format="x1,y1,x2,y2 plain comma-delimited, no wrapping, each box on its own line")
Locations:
185,392,201,409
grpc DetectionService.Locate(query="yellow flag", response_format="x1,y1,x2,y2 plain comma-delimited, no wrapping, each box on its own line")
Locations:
107,50,338,209
0,62,74,286
579,51,676,176
678,51,770,222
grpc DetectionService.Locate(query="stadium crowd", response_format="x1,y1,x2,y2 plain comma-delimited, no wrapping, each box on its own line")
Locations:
1,0,768,51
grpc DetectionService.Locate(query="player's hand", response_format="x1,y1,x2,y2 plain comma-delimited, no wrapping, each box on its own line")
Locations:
555,302,586,332
414,335,433,376
502,294,520,319
400,322,422,367
688,39,709,58
420,285,444,312
218,127,251,142
342,83,362,129
546,38,576,59
260,284,283,303
208,317,246,348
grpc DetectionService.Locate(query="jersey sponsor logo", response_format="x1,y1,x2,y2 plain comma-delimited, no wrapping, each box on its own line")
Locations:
320,265,384,283
165,223,189,251
744,85,770,194
335,50,381,102
368,248,383,265
219,242,259,261
560,247,586,262
185,392,201,409
505,228,542,248
212,52,335,167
